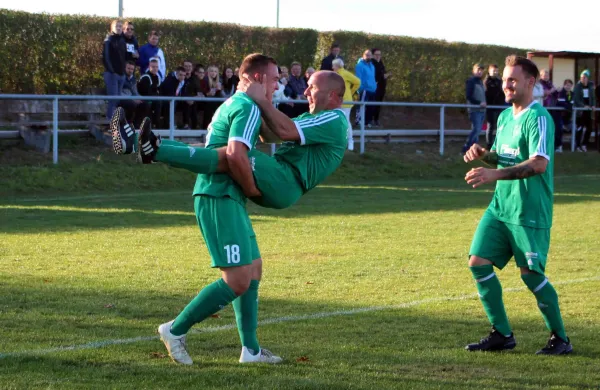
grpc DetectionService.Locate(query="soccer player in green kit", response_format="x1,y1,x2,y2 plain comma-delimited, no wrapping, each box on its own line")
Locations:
111,58,348,365
463,55,572,355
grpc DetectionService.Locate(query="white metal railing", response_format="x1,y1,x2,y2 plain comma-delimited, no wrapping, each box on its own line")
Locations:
0,93,592,164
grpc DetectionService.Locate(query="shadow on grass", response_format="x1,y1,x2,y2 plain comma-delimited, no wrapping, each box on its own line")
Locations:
0,279,599,389
1,178,599,234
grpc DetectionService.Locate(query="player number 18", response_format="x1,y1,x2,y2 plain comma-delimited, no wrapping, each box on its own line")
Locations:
224,245,240,264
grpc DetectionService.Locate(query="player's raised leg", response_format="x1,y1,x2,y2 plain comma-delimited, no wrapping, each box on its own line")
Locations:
136,117,225,174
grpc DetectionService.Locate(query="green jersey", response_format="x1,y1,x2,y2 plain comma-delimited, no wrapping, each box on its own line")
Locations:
193,92,261,203
488,101,554,228
275,109,348,192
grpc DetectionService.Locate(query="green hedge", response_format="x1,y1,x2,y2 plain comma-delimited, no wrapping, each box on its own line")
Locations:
0,9,526,102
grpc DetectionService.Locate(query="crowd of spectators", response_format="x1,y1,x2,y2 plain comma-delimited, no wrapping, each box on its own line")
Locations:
102,24,391,142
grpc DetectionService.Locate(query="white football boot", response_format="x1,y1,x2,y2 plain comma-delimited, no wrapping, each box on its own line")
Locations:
239,347,283,364
157,320,193,365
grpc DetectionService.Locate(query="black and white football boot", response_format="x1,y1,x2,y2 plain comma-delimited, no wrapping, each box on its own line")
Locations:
137,117,161,164
110,107,136,154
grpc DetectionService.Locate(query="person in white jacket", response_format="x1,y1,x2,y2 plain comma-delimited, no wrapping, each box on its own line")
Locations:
533,81,544,105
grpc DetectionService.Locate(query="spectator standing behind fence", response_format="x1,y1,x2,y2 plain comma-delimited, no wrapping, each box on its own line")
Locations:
200,65,223,129
304,67,315,84
276,69,294,117
122,21,139,64
222,67,239,98
102,20,127,120
137,58,162,127
138,31,166,82
533,80,544,105
279,66,289,80
484,64,504,149
573,70,596,152
555,79,574,152
372,48,389,128
287,62,309,116
461,63,486,154
183,64,205,129
355,50,378,127
118,61,143,126
320,43,343,71
539,69,561,151
160,66,187,129
333,58,361,151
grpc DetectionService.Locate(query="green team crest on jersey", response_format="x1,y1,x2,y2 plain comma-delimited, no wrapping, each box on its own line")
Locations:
488,101,554,228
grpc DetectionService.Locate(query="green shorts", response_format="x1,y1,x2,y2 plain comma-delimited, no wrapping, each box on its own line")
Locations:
194,195,261,268
469,210,550,274
248,150,304,210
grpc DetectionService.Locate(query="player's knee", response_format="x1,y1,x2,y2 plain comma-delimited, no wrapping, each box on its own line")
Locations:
226,276,251,296
251,258,263,281
468,256,493,267
221,267,252,296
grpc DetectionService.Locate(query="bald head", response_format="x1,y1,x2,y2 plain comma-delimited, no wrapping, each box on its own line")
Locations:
305,70,345,113
315,70,346,98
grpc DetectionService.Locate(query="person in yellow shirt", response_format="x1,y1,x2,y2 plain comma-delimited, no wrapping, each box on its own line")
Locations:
333,58,361,150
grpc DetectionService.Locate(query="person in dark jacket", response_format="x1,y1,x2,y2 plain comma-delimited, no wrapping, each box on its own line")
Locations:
462,63,487,154
287,62,309,116
183,64,205,129
555,79,574,152
320,43,342,71
137,58,162,127
122,21,139,63
222,67,239,98
372,48,390,127
160,67,187,128
484,64,504,149
102,20,127,120
573,70,596,152
118,61,143,126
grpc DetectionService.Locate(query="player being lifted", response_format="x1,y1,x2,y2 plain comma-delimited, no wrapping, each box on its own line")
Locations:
463,55,571,355
110,55,348,365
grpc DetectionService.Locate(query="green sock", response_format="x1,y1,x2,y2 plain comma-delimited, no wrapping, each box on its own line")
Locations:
521,273,568,341
170,278,238,336
161,139,189,147
470,265,512,336
233,280,260,354
154,143,219,174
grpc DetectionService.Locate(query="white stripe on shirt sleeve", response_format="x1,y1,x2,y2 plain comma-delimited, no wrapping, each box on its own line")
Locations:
295,121,306,145
531,116,550,160
241,105,259,143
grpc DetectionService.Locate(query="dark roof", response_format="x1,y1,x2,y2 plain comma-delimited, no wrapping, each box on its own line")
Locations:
528,51,600,59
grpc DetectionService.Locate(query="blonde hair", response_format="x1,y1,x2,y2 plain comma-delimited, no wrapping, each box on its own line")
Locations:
110,19,122,33
207,65,220,89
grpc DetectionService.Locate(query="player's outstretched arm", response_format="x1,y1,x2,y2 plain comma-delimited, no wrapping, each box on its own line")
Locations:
465,156,547,188
226,141,261,198
239,76,301,142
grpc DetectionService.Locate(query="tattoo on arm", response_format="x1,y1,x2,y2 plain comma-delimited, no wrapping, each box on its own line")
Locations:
482,151,498,166
497,162,538,180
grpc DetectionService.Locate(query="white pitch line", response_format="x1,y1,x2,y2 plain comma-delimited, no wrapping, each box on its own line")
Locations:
0,276,597,359
7,174,599,204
